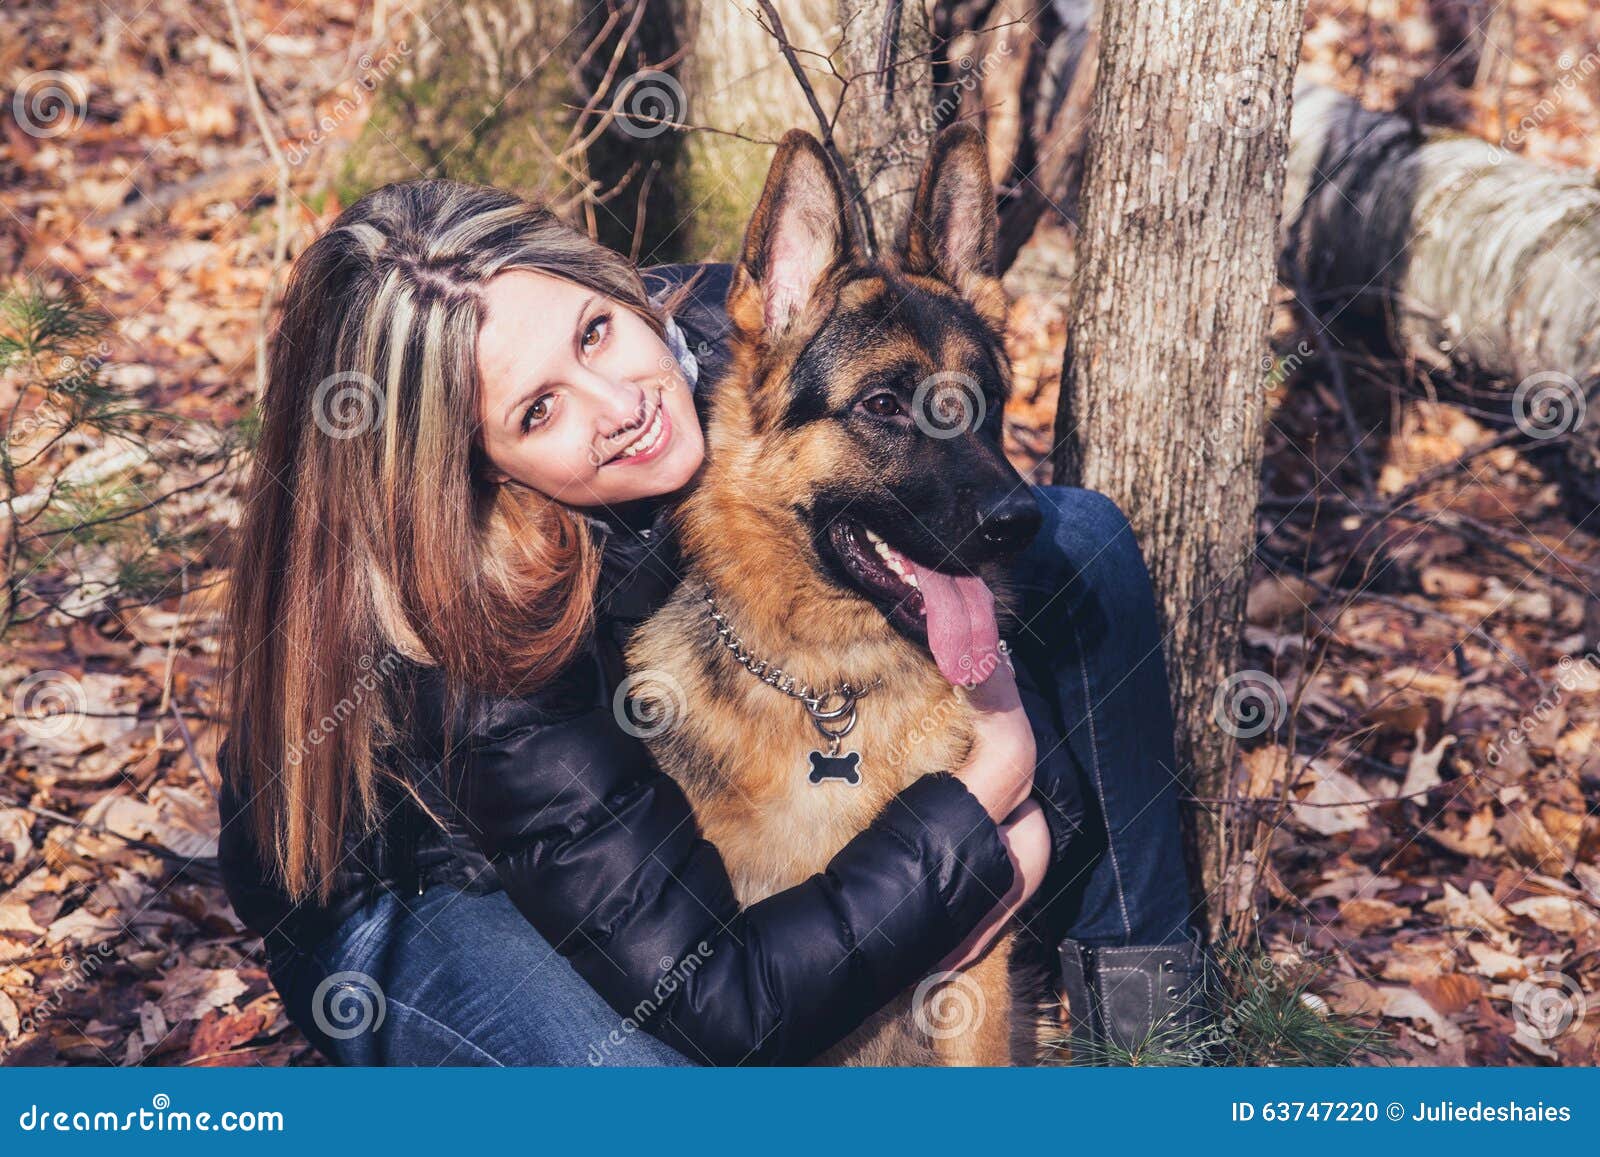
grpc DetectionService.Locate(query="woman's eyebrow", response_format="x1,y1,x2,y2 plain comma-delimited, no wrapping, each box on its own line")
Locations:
501,293,598,425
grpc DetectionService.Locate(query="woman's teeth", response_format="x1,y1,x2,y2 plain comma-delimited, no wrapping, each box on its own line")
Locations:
616,406,664,459
863,526,919,588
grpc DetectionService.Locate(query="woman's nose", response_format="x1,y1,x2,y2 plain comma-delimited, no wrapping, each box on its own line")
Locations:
573,370,646,442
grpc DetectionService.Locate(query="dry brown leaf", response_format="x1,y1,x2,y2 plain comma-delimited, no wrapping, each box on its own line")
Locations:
0,989,19,1040
1291,759,1380,835
1378,937,1459,984
1415,972,1483,1015
1378,986,1465,1043
1427,805,1499,858
1426,882,1517,948
1401,728,1454,797
1464,942,1527,981
1573,863,1600,907
0,809,33,883
1339,897,1409,933
1506,895,1600,937
1497,806,1574,875
1240,744,1292,799
156,963,247,1024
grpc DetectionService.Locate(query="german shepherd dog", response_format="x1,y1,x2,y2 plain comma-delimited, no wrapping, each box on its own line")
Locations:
625,124,1043,1065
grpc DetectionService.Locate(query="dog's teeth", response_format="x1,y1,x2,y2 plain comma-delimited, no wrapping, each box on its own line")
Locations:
863,527,884,545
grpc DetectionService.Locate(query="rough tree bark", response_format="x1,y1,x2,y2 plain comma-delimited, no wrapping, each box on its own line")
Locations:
929,0,1098,272
833,0,937,253
1282,84,1600,521
679,0,832,261
1050,0,1310,937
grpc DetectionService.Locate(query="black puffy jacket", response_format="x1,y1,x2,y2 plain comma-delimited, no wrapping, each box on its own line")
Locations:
217,262,1083,1066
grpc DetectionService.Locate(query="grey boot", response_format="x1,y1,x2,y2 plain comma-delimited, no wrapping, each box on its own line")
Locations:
1056,935,1216,1064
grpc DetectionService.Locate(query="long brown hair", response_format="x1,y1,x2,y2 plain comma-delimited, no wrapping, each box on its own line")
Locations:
223,179,692,902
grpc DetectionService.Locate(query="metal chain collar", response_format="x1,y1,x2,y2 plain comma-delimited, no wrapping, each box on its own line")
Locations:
699,581,882,752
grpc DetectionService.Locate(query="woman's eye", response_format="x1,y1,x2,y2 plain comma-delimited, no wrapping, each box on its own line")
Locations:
861,391,902,417
582,312,611,352
521,395,552,434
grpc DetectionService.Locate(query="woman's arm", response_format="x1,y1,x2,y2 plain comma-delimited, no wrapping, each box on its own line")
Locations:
455,691,1016,1067
1010,640,1087,872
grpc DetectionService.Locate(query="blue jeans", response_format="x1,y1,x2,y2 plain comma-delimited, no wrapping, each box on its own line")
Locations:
271,485,1195,1065
1007,486,1195,949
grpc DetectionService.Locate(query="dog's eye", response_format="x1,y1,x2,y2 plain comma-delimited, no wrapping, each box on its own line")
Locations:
860,392,902,418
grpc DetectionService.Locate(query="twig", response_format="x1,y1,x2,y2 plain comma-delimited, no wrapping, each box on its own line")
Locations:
1259,546,1534,677
1291,271,1376,497
222,0,293,399
0,795,219,873
754,0,880,254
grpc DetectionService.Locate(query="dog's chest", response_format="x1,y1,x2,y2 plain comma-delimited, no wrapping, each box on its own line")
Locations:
625,590,979,905
667,683,974,905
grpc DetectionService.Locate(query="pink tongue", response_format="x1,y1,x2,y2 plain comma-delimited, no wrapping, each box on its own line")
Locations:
905,559,1002,685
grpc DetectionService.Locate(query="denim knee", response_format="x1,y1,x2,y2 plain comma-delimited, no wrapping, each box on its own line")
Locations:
1025,485,1139,585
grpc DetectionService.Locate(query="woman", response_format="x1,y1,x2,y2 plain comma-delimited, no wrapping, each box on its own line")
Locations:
217,178,1205,1066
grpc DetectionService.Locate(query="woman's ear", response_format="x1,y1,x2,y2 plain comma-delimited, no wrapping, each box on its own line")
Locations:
727,129,860,344
898,123,1009,333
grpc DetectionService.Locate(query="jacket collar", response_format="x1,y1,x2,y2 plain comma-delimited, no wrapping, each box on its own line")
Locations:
583,500,685,626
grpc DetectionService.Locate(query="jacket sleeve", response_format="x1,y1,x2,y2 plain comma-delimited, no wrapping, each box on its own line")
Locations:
452,682,1015,1066
1009,640,1087,876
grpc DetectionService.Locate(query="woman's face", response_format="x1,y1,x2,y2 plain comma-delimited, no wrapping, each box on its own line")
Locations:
476,269,705,509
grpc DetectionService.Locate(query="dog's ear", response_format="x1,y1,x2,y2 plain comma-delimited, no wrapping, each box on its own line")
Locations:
899,123,1008,333
728,130,859,342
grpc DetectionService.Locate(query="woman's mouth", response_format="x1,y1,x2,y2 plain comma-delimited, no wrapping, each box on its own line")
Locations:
601,397,672,467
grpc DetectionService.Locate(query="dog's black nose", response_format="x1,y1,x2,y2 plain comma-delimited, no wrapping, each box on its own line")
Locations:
977,492,1042,552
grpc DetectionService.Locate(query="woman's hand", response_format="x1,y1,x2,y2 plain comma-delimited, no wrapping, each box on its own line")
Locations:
951,652,1038,824
934,797,1051,973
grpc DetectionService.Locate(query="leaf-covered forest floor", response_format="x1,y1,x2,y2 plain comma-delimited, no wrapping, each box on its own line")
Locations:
2,0,1598,1065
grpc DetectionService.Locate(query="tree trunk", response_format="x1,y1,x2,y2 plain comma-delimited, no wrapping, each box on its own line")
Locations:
930,0,1098,272
678,0,833,262
1050,0,1309,939
338,0,587,199
1282,84,1600,520
833,0,937,253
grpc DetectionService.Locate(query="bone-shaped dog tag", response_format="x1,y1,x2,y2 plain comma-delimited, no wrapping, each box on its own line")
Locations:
807,750,862,786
